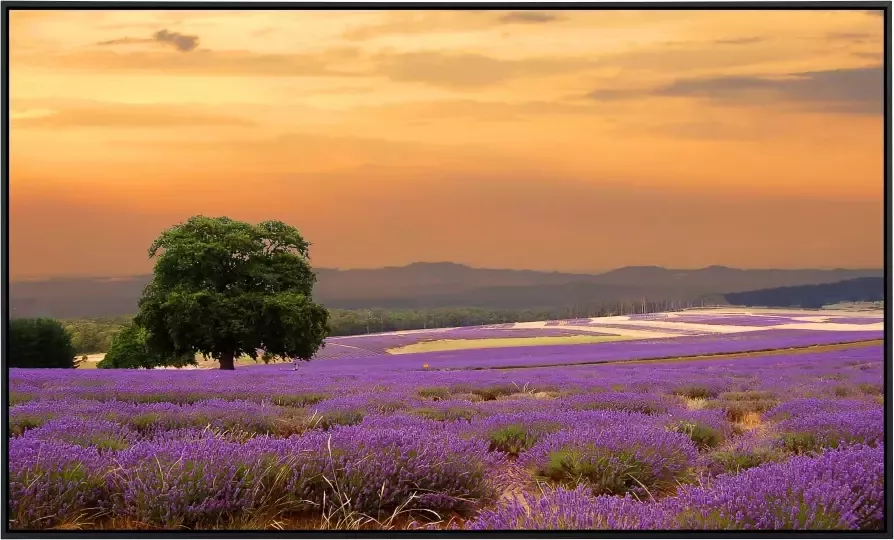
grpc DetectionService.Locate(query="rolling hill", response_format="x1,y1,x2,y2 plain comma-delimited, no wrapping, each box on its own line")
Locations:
723,277,884,308
9,263,881,318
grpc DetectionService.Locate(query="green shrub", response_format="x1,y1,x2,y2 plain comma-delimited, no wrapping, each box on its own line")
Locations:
488,424,539,456
471,384,517,401
833,385,856,397
712,392,779,423
8,392,34,406
706,447,788,474
271,393,328,407
858,383,883,396
417,387,451,401
9,318,76,368
540,448,662,497
98,323,197,369
9,414,54,436
779,432,825,455
669,421,723,450
674,385,717,400
314,410,365,430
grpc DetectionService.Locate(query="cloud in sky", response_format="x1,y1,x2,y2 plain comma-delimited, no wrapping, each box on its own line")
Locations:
713,36,764,45
11,103,254,128
655,66,883,114
8,9,884,276
98,28,200,52
38,48,365,77
374,51,595,88
153,29,199,52
589,66,883,115
498,11,561,24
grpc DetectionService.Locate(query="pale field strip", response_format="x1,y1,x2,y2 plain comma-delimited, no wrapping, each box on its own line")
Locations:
329,327,452,339
540,320,883,335
83,307,883,366
319,307,884,342
512,320,677,339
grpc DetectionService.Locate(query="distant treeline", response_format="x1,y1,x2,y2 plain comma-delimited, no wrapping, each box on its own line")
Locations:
61,316,132,355
60,296,727,354
328,296,726,335
723,277,883,309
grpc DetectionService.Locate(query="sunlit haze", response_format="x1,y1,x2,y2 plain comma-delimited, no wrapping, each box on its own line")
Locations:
9,9,884,279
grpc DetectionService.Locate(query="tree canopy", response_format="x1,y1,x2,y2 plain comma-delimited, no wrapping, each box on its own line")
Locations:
9,318,77,368
134,216,330,370
98,323,198,369
63,317,130,355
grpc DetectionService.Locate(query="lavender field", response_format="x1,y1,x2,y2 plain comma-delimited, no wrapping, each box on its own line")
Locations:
309,309,883,362
8,322,885,531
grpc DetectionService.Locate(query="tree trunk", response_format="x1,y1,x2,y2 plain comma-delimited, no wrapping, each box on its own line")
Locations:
219,351,235,370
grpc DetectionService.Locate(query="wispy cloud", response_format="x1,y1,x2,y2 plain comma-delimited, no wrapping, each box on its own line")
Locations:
713,37,764,45
588,66,883,115
98,28,200,52
374,51,594,88
825,31,873,42
654,66,883,114
498,12,561,24
153,29,199,52
11,103,255,128
27,48,365,78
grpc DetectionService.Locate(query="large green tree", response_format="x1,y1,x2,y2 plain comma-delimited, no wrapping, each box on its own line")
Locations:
98,323,197,369
9,318,77,368
135,216,330,370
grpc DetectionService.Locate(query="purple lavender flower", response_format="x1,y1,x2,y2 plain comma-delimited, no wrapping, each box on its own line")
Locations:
464,486,660,530
557,392,678,415
18,417,139,451
8,438,113,529
519,424,699,497
664,409,733,450
664,444,884,530
765,398,883,453
700,430,788,477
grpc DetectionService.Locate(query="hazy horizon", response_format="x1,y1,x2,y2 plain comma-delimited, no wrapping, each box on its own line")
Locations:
9,260,884,282
10,9,884,279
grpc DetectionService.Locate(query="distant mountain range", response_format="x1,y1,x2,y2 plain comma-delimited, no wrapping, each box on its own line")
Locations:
9,263,882,318
724,277,884,309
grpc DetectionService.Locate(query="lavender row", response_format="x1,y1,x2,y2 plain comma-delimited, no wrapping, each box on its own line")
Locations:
666,315,804,327
313,329,883,371
574,322,709,335
10,343,882,407
8,340,883,530
317,327,617,359
10,402,883,530
464,444,883,530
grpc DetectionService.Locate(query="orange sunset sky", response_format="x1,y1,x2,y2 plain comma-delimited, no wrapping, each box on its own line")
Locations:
9,9,885,279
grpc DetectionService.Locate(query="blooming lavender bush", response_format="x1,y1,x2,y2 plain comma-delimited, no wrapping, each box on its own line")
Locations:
519,424,699,497
665,445,884,530
9,439,113,529
766,399,883,453
700,430,789,476
108,437,293,528
464,410,649,457
6,336,883,530
19,417,139,451
558,392,677,415
664,409,733,450
463,486,658,530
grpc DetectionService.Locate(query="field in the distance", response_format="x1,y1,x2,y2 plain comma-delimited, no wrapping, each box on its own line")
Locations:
8,308,884,530
316,307,882,360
